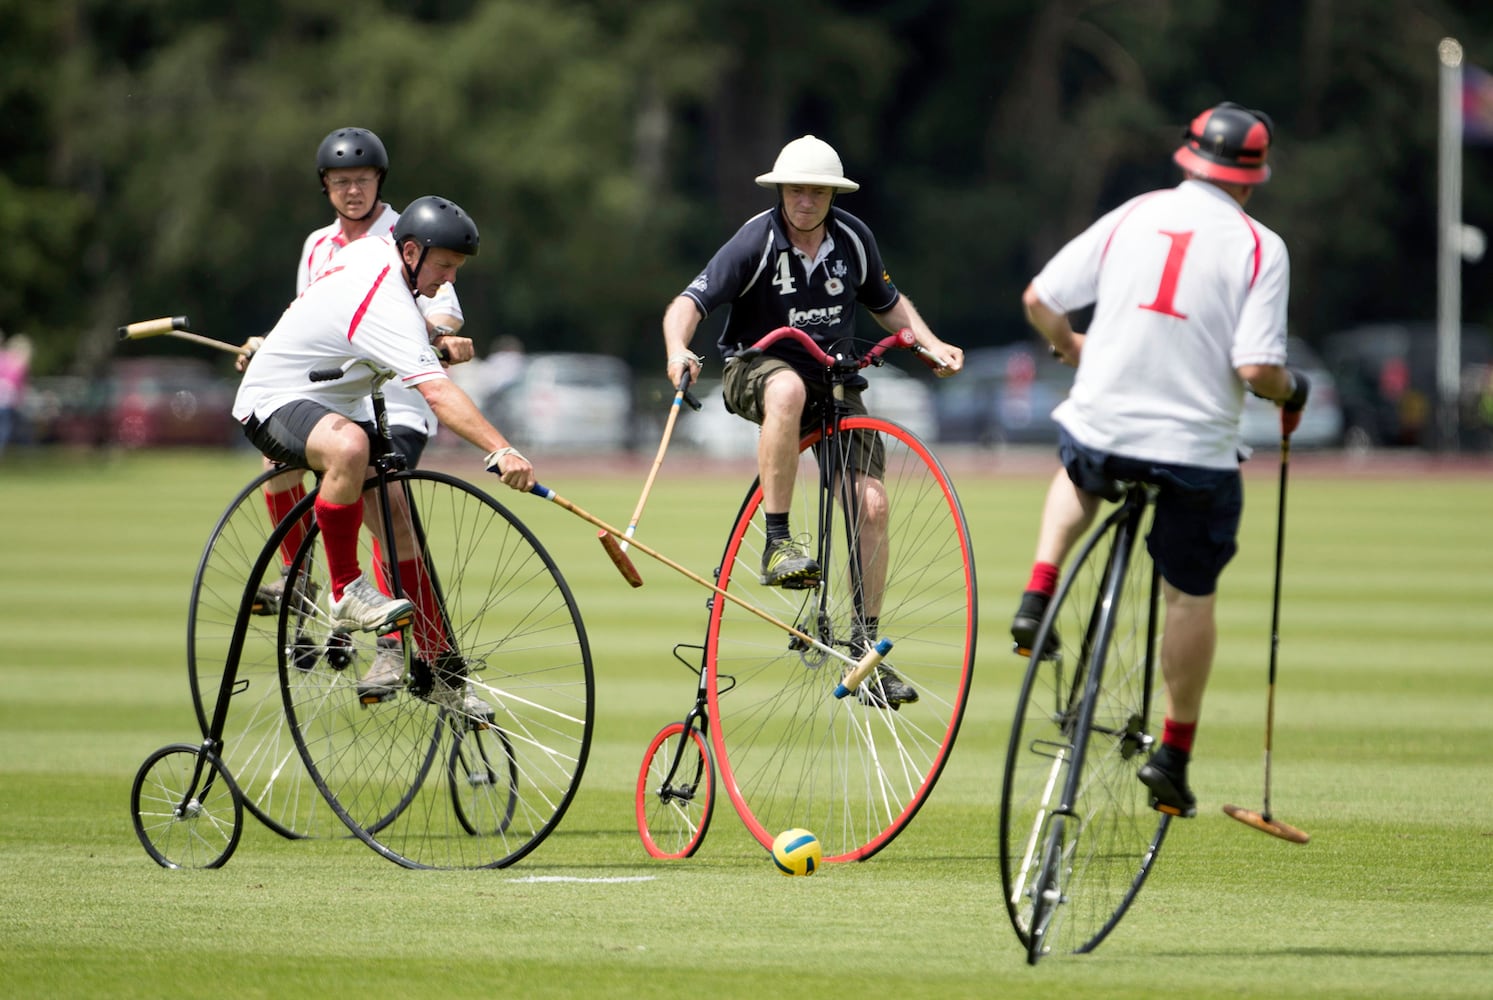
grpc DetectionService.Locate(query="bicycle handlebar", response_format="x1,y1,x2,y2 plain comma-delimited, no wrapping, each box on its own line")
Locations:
308,347,451,384
742,326,945,371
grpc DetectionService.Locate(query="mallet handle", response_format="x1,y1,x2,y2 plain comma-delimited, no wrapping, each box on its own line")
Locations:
117,316,190,340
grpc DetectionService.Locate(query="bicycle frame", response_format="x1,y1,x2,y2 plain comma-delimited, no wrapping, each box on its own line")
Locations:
169,364,421,823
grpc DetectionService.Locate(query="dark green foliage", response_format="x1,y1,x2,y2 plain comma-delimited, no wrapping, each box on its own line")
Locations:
3,0,1493,374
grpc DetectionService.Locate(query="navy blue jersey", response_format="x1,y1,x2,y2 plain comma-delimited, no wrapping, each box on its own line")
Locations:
679,205,900,381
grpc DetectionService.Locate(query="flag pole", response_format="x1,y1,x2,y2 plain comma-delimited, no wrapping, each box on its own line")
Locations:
1437,38,1464,453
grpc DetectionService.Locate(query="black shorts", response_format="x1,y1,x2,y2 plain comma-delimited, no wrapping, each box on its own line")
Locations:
1058,428,1242,597
242,399,378,470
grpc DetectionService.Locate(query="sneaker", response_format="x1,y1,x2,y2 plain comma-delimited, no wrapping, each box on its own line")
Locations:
1011,590,1059,656
424,653,494,720
760,536,821,589
1137,746,1197,818
356,636,405,699
253,565,321,617
329,574,414,634
850,637,918,709
858,663,919,709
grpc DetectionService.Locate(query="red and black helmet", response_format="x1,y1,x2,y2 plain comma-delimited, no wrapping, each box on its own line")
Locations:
1172,102,1273,185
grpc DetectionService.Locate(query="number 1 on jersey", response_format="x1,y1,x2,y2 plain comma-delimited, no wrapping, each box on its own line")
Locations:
1139,230,1193,319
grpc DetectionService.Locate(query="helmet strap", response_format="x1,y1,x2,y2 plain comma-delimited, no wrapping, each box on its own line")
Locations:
401,243,430,294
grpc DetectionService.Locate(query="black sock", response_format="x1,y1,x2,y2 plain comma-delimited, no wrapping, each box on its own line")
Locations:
765,511,789,545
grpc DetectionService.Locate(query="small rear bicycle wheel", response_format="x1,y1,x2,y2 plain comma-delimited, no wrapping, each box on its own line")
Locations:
131,743,244,870
706,416,976,862
999,490,1169,960
281,470,594,869
187,468,337,840
635,721,715,859
449,721,520,836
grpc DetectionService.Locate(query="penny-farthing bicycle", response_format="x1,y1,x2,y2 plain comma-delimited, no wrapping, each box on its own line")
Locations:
999,482,1170,962
131,360,594,869
636,327,977,863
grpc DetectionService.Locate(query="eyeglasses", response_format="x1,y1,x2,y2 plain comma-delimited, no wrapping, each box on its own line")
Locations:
327,174,379,191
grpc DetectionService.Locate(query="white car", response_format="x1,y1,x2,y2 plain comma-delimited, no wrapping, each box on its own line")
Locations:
481,352,633,453
1238,336,1344,449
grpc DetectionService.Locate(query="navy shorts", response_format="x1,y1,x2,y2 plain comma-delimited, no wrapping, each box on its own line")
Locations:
1058,428,1242,596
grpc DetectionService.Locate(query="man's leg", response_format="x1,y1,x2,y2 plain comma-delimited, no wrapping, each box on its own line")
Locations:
1137,584,1216,818
304,413,413,633
757,369,819,587
1012,468,1101,650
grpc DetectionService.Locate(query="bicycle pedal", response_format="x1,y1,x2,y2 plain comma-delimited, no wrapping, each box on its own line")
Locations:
379,615,413,635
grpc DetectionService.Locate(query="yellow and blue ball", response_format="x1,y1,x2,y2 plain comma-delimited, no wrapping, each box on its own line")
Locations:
771,828,822,876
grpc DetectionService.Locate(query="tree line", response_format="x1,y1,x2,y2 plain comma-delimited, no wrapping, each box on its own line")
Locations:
3,0,1491,378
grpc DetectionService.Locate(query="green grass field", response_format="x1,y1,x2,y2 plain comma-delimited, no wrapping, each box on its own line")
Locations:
2,447,1490,999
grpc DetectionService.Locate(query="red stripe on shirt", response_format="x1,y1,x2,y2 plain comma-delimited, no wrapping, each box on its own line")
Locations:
347,264,392,341
1236,212,1263,288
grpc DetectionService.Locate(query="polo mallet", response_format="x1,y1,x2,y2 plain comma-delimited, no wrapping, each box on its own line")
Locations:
598,370,700,587
532,481,893,694
1223,431,1310,844
118,315,249,357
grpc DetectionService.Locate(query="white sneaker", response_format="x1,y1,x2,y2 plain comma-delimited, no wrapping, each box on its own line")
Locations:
356,637,405,699
329,575,414,634
424,654,494,720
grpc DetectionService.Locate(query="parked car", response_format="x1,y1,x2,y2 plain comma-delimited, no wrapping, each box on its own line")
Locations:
109,358,241,448
1322,322,1493,448
28,358,239,448
933,343,1073,446
1239,336,1344,449
480,352,633,453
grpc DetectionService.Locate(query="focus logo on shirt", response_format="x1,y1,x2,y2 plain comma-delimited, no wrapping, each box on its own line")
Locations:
789,305,844,327
417,345,442,366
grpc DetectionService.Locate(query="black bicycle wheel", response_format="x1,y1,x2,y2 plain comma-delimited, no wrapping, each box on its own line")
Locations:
635,721,716,859
131,743,244,870
187,467,338,840
281,470,594,869
999,490,1170,960
449,719,520,836
706,416,976,862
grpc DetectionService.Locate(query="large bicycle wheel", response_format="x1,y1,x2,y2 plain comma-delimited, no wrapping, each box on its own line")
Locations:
999,491,1169,960
280,470,594,869
706,416,976,862
131,743,244,870
187,468,339,840
636,721,716,859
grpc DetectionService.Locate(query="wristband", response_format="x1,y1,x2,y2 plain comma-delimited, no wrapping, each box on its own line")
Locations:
669,351,704,367
485,446,525,471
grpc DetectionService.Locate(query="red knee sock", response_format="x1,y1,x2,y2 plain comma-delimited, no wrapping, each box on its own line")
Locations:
400,559,448,658
1162,718,1197,755
264,483,309,566
314,496,364,601
1025,561,1060,596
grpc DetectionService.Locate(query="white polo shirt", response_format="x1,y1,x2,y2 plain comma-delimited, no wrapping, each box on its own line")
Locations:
297,204,463,436
1032,180,1290,469
234,236,448,426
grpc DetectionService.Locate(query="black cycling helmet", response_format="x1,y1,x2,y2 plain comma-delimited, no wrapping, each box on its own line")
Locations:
316,126,389,193
394,196,480,257
1172,102,1274,185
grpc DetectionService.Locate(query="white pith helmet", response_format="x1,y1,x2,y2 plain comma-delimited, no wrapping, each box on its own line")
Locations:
755,135,859,192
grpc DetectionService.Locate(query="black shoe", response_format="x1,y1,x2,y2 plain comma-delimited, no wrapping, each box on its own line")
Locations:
760,536,821,589
1137,747,1197,818
856,663,919,710
1011,590,1059,656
